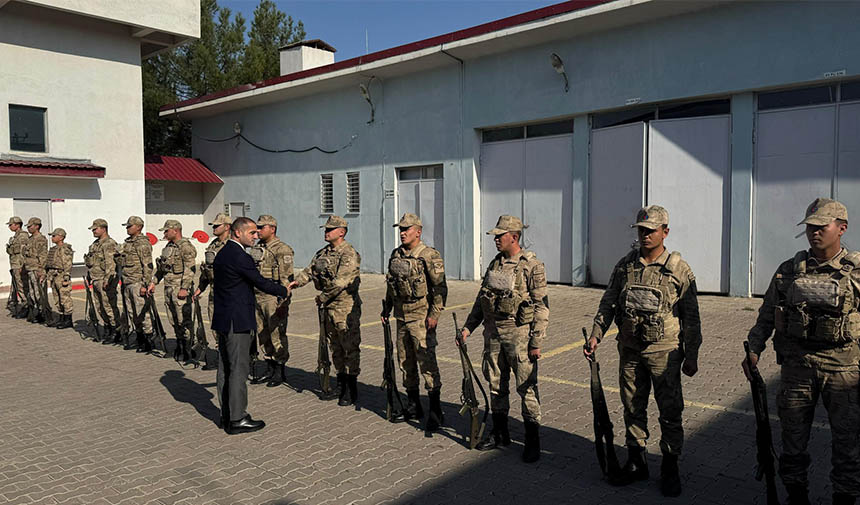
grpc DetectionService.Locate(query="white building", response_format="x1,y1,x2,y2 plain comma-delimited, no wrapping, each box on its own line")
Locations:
0,0,199,287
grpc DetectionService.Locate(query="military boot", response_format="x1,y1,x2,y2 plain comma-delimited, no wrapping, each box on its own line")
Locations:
425,389,443,432
405,389,424,420
252,359,275,384
785,485,811,505
345,374,358,406
477,412,512,451
609,446,649,486
15,305,29,319
45,312,60,327
833,493,857,505
55,314,73,329
136,331,149,353
660,453,682,497
111,327,124,345
125,331,140,350
522,420,541,463
202,348,218,371
336,373,348,405
102,325,115,344
267,362,286,387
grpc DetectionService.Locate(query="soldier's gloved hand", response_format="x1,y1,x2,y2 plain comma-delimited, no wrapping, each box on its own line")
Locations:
62,280,70,288
682,359,698,377
192,288,201,301
314,295,323,306
741,353,758,382
178,288,188,300
457,327,470,346
425,316,438,331
583,336,599,361
139,286,148,297
528,347,541,362
147,282,156,295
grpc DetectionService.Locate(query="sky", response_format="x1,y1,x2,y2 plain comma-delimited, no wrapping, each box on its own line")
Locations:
221,0,561,61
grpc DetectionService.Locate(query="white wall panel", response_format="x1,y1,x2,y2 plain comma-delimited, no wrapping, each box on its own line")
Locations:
480,141,524,270
836,102,860,251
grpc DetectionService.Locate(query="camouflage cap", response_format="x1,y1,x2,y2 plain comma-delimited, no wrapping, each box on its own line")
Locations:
320,215,348,229
5,216,22,225
631,205,669,230
123,216,144,227
257,214,278,227
486,215,528,235
393,212,422,228
26,217,42,227
49,228,66,237
88,218,108,230
799,197,848,226
208,213,232,226
158,219,182,231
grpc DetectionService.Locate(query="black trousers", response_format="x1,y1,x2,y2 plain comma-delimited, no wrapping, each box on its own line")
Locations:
216,327,253,423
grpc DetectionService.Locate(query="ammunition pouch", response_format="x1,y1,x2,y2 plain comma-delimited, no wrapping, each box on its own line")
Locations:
621,284,667,343
481,270,523,318
312,256,334,290
84,252,95,268
388,257,427,299
248,246,264,264
204,250,216,265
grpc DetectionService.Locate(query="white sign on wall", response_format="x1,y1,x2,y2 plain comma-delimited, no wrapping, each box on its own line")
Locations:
146,182,165,202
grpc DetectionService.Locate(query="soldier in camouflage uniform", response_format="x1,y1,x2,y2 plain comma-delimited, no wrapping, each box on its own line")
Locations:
45,228,74,329
85,218,121,343
248,215,294,387
193,213,232,371
381,213,447,430
22,217,48,324
148,220,196,362
289,215,362,406
460,215,549,463
120,216,154,351
743,198,860,505
6,216,29,318
584,205,701,497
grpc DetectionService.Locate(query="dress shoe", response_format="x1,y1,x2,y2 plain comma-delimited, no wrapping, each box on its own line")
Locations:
225,414,265,435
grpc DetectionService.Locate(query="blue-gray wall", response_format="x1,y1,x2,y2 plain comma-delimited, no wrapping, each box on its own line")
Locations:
192,1,860,295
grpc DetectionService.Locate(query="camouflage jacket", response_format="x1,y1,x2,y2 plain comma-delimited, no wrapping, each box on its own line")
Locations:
464,249,549,349
747,248,860,372
197,237,226,294
120,234,153,285
6,230,29,269
22,233,48,272
85,235,118,281
46,243,74,281
384,241,447,322
294,241,361,308
592,248,702,362
155,237,197,290
252,237,294,298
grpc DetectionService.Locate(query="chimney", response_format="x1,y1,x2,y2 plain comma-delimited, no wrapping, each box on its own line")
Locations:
279,39,336,76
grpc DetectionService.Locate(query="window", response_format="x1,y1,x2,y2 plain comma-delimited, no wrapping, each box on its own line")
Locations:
758,85,836,110
840,81,860,102
346,172,360,214
593,107,656,129
482,126,524,143
398,165,443,181
320,174,334,214
9,104,47,152
526,120,574,138
658,99,730,120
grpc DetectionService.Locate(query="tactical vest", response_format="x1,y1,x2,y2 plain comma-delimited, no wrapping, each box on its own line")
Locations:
46,247,60,270
159,239,190,275
123,236,147,268
253,244,281,281
479,251,535,324
387,245,429,300
618,251,683,343
311,254,337,291
84,240,100,268
774,250,860,345
6,235,23,256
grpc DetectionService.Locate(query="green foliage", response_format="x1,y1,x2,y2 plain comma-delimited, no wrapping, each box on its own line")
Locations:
142,0,305,156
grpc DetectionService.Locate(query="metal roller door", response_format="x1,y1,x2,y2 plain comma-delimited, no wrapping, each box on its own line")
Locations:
648,116,731,293
836,102,860,250
588,123,646,285
753,105,836,294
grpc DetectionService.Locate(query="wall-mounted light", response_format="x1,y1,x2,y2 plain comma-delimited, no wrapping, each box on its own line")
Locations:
359,76,376,124
232,121,242,134
550,53,569,93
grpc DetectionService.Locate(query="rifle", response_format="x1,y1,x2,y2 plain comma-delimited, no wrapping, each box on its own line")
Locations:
8,269,20,313
83,276,100,340
38,273,51,323
381,300,406,422
455,313,489,449
147,293,168,357
191,296,208,364
316,305,335,398
744,341,780,505
583,327,622,479
116,263,130,344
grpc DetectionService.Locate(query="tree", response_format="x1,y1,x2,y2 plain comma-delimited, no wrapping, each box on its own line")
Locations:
142,0,305,156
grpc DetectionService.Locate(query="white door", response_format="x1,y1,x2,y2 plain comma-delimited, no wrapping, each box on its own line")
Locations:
397,166,444,251
648,116,731,293
753,105,836,294
13,199,52,232
480,140,524,270
836,102,860,250
588,123,646,284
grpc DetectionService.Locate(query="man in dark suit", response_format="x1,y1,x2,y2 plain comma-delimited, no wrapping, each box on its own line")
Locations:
213,217,289,434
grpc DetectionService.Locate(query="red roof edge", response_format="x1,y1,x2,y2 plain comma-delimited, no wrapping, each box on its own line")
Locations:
144,155,223,183
160,0,613,113
0,164,105,178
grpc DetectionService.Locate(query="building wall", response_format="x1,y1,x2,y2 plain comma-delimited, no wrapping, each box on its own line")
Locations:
146,180,219,261
22,0,199,38
190,1,860,292
0,3,147,287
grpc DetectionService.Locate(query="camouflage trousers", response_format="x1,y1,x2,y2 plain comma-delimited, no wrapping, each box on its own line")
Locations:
123,281,152,334
26,269,46,310
396,318,441,391
619,343,684,455
163,285,192,338
92,279,119,327
777,366,860,496
47,270,72,315
481,323,541,424
8,265,27,306
256,293,289,364
321,300,361,375
205,292,217,349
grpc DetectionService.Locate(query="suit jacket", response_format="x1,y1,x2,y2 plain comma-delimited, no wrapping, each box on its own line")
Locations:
212,240,288,333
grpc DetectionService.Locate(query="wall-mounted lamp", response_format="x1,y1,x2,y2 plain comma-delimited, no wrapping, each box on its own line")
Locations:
550,53,569,93
232,121,242,134
359,76,376,124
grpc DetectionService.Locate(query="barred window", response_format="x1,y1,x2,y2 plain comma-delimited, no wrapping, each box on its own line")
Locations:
320,174,334,214
346,172,360,214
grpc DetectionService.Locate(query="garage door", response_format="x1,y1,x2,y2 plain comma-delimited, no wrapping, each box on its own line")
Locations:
836,102,860,251
479,124,573,283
